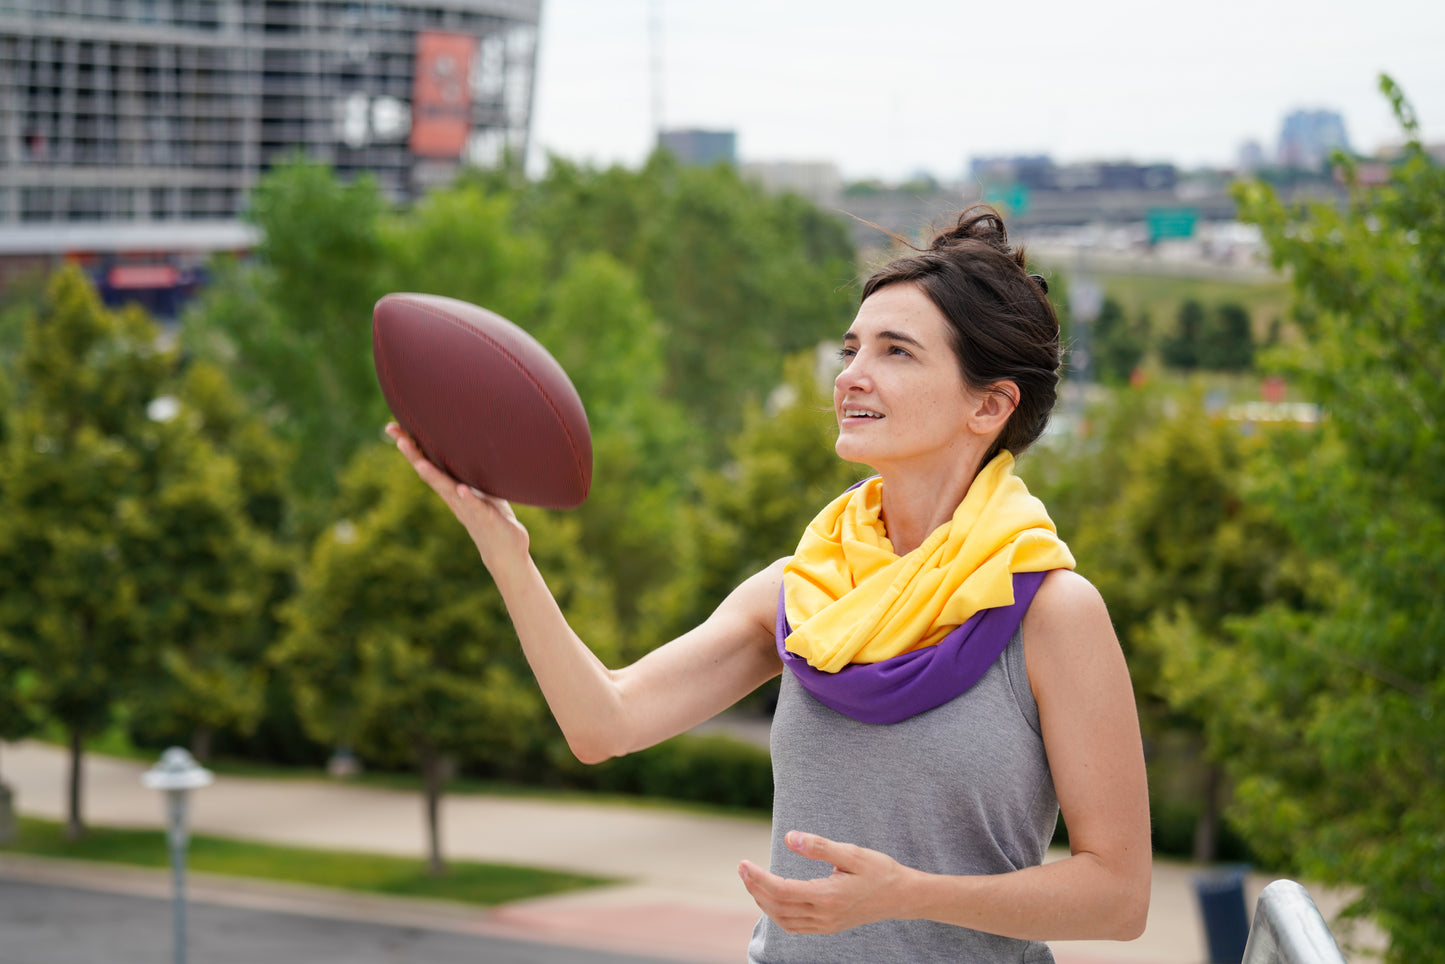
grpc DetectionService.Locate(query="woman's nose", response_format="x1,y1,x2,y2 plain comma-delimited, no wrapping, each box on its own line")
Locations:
835,356,871,393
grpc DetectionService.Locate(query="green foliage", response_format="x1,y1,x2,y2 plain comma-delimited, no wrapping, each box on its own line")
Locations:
277,444,536,762
1161,298,1255,372
0,267,291,831
183,157,392,513
0,651,41,758
1067,391,1312,648
510,153,860,450
1162,76,1445,960
1200,302,1254,371
379,183,546,324
546,732,772,811
121,361,297,760
532,250,700,651
1089,297,1147,384
687,352,869,629
0,269,170,779
273,442,621,868
0,266,47,367
7,152,872,820
1075,271,1291,347
182,155,860,660
1160,299,1203,369
1033,388,1314,859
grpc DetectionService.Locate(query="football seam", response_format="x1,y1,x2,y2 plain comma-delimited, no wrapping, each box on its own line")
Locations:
386,296,588,495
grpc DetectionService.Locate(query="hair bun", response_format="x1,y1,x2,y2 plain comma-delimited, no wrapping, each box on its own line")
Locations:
929,204,1018,263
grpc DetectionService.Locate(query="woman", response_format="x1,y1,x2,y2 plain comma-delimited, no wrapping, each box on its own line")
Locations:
388,205,1151,962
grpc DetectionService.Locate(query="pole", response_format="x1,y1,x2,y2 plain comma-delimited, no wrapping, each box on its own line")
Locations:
142,748,210,964
167,788,189,964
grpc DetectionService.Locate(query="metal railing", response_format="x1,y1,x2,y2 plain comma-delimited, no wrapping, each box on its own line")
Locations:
1242,880,1349,964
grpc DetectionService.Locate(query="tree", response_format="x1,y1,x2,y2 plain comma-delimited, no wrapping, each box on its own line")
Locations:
378,182,546,326
1160,299,1255,373
510,153,860,451
0,268,290,832
183,155,866,739
0,268,175,837
530,250,701,651
1090,297,1147,384
122,361,297,762
1160,76,1443,961
273,444,619,874
1044,390,1312,860
1160,298,1204,370
183,158,392,514
1198,301,1255,372
688,351,869,631
0,649,41,842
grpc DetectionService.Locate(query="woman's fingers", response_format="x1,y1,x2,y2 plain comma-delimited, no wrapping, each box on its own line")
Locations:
386,424,463,499
385,422,528,554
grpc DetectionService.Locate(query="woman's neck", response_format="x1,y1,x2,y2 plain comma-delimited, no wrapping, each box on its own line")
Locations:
876,457,986,556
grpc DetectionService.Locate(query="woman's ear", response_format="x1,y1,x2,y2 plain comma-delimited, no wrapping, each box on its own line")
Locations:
969,380,1019,434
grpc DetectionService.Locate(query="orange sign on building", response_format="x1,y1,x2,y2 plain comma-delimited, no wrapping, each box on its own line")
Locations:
410,31,475,158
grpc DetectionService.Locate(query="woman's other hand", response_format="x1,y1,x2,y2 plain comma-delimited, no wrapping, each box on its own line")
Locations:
738,832,907,935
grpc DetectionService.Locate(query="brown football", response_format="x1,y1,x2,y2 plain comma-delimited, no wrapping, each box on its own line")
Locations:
372,293,592,509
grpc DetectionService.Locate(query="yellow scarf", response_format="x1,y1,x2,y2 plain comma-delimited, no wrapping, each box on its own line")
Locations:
783,452,1075,673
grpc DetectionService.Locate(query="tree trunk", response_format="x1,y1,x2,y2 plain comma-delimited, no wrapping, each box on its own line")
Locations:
66,727,85,840
422,750,446,877
1192,760,1223,864
190,726,214,764
0,743,14,844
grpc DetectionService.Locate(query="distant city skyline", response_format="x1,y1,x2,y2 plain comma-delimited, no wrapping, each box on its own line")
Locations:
528,0,1443,182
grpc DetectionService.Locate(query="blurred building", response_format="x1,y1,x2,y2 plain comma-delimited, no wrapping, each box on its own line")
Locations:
969,155,1054,191
657,128,736,167
740,160,842,206
971,155,1177,193
1277,109,1351,170
1236,139,1267,172
0,0,541,312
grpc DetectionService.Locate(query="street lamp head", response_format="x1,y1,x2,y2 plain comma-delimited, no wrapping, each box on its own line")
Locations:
142,747,214,792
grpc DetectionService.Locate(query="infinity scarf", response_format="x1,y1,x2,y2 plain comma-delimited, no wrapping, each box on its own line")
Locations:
779,452,1074,723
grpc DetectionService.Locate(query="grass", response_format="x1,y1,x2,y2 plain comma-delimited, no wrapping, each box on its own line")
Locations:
36,727,771,821
2,817,616,906
1090,270,1294,341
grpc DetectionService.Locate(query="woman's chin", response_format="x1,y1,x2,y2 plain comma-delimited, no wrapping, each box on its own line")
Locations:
834,438,877,467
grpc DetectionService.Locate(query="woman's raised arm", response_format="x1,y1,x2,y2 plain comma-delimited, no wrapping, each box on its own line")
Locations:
388,424,783,763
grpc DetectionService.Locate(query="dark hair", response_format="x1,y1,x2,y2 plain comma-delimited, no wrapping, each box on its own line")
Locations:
860,204,1061,464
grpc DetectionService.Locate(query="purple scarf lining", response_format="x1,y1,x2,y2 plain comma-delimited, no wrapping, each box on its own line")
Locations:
776,570,1049,725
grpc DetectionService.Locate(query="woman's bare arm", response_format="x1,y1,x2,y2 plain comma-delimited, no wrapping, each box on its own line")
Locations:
389,424,783,763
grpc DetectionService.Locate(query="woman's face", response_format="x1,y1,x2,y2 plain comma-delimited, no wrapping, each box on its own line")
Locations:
833,283,983,473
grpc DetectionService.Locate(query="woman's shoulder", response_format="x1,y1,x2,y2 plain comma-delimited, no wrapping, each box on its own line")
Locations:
1020,569,1118,669
1030,568,1108,617
710,556,791,637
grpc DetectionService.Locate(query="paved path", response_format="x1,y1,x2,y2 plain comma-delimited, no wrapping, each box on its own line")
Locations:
0,740,1356,963
0,876,687,964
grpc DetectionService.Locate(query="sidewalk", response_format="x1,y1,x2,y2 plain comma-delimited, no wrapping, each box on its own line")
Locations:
0,740,1330,964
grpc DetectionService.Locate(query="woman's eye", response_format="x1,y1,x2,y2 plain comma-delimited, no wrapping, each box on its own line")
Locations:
836,347,856,361
889,345,912,357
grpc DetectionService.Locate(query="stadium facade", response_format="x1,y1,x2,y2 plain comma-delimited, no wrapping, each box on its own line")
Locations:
0,0,541,308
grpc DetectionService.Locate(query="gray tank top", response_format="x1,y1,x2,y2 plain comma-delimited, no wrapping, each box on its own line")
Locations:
747,628,1058,963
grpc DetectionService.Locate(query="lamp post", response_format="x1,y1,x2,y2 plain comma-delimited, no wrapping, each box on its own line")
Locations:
142,747,213,964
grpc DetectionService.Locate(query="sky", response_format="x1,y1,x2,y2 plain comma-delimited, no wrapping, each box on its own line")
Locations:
526,0,1445,183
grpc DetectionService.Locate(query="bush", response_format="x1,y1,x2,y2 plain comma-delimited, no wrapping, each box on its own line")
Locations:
541,733,773,812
